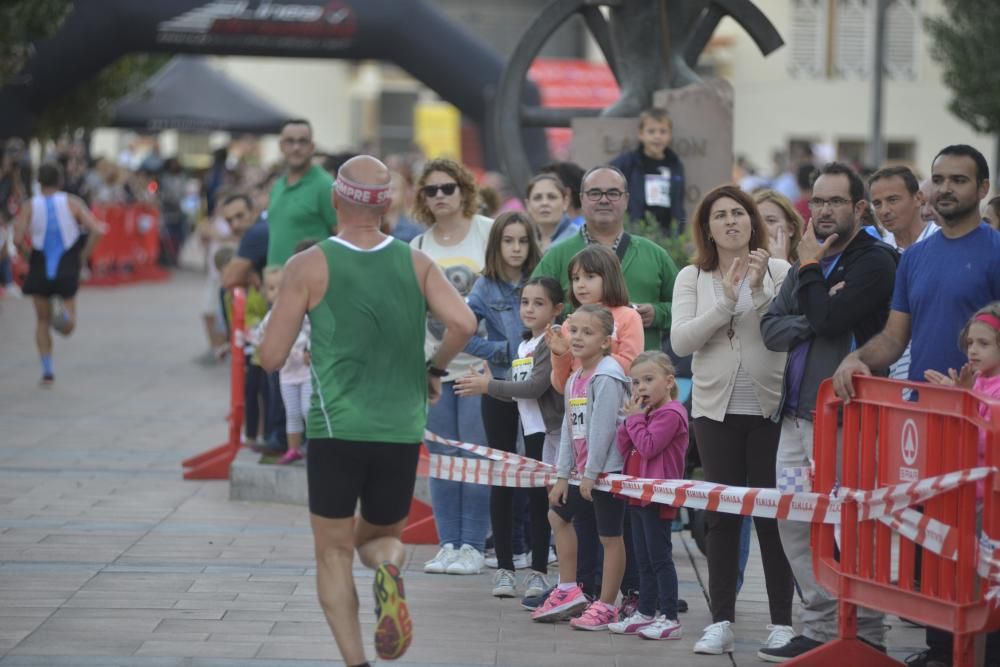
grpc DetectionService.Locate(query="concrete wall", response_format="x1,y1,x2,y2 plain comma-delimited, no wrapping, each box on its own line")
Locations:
211,56,355,165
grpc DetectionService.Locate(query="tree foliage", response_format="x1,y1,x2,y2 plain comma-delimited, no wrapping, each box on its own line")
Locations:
0,0,72,87
33,54,170,139
925,0,1000,134
2,0,168,138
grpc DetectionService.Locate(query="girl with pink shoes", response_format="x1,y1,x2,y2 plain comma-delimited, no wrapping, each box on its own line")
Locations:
531,304,630,630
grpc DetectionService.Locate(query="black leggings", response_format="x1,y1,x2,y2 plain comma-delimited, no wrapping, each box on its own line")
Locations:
693,414,793,625
482,394,551,572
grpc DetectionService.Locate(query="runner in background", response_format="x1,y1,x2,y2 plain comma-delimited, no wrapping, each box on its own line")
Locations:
14,162,105,386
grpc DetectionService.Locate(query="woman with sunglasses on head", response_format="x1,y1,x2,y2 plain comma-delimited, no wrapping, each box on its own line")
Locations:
670,185,795,656
524,173,580,253
411,159,495,576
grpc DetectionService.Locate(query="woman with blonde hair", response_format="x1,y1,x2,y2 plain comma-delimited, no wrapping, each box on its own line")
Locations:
753,189,803,264
411,158,495,576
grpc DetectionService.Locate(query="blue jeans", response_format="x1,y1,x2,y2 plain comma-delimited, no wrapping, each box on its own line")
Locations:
425,382,490,552
630,505,679,618
266,371,287,448
736,516,751,593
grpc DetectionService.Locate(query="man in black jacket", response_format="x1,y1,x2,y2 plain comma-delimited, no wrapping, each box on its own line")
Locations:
758,162,899,662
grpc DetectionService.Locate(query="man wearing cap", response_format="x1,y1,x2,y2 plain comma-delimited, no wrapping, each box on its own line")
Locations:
259,155,476,667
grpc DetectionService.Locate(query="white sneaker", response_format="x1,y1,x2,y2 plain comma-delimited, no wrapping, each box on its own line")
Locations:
423,544,457,574
763,624,795,649
522,570,549,598
492,569,517,597
639,615,683,640
608,610,655,635
693,620,734,654
548,546,558,565
485,552,528,569
446,544,485,575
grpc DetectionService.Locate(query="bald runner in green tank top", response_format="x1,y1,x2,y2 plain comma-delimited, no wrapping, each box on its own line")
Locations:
307,236,427,443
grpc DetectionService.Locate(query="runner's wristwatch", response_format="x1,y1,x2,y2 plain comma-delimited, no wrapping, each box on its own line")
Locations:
426,361,448,377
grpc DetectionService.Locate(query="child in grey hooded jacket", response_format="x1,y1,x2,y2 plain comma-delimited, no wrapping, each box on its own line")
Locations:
532,305,631,630
555,354,629,480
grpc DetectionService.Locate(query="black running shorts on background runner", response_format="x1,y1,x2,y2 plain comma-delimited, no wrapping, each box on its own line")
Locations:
306,438,421,525
22,239,84,299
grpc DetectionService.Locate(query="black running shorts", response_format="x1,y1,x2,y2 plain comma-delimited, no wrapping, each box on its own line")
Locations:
306,438,421,525
22,239,83,299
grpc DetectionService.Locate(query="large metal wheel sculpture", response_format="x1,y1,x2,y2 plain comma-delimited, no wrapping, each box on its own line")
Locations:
495,0,785,195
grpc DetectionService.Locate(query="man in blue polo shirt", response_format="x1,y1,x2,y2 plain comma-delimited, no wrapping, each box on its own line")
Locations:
834,144,1000,667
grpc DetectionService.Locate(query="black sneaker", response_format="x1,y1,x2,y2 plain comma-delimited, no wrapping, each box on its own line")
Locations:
904,649,951,667
678,598,688,613
39,373,54,387
521,585,555,611
758,635,824,663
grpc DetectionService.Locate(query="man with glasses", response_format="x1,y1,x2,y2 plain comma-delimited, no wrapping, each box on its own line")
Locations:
531,165,678,352
266,119,338,268
758,162,898,661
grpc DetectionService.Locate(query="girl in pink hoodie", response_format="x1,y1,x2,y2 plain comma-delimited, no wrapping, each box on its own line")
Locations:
609,351,689,641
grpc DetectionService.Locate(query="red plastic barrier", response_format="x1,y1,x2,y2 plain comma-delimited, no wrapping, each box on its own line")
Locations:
183,288,246,480
87,203,170,285
790,377,1000,666
401,445,439,545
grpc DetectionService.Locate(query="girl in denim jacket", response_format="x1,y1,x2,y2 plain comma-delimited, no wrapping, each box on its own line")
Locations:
461,212,543,595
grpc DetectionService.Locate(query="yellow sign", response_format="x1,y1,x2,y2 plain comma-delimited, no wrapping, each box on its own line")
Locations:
414,102,461,160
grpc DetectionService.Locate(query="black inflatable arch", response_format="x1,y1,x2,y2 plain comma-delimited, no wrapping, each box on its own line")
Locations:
0,0,547,169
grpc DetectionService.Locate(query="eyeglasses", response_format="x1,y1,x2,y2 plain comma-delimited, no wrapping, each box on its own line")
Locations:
279,137,311,147
583,189,625,202
808,197,853,210
422,183,459,198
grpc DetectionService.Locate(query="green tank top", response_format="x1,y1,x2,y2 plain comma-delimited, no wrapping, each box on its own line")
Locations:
307,237,428,443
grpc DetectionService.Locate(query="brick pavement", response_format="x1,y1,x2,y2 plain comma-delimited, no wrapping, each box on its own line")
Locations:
0,273,927,665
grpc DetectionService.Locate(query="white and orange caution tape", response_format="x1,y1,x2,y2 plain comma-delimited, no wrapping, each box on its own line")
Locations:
424,429,1000,595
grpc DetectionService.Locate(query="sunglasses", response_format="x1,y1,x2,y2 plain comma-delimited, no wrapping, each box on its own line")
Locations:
422,183,459,198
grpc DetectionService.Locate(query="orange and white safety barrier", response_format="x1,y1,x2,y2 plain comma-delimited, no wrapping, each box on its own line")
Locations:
423,428,1000,596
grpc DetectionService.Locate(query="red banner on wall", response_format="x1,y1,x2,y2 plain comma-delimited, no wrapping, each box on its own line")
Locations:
528,58,620,160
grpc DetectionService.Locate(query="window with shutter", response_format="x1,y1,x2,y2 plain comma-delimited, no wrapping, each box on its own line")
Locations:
788,0,829,78
885,0,919,80
834,0,873,79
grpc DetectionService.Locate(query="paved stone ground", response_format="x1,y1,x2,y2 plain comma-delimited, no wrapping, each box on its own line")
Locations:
0,272,927,666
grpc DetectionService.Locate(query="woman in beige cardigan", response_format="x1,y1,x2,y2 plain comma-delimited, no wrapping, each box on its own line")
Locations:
670,185,795,656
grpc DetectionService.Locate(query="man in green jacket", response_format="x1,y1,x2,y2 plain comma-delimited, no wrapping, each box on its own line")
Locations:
532,165,678,351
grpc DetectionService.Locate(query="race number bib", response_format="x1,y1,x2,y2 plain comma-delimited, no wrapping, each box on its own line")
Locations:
511,356,533,382
569,397,587,439
644,169,671,208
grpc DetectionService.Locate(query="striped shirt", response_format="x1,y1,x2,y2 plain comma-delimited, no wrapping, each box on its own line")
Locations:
713,279,763,416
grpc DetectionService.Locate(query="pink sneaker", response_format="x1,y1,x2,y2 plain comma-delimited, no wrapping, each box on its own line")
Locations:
608,610,656,635
277,449,303,465
570,600,618,631
638,616,683,640
531,584,588,622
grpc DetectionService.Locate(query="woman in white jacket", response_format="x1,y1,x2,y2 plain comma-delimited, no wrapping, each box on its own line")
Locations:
670,185,794,656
